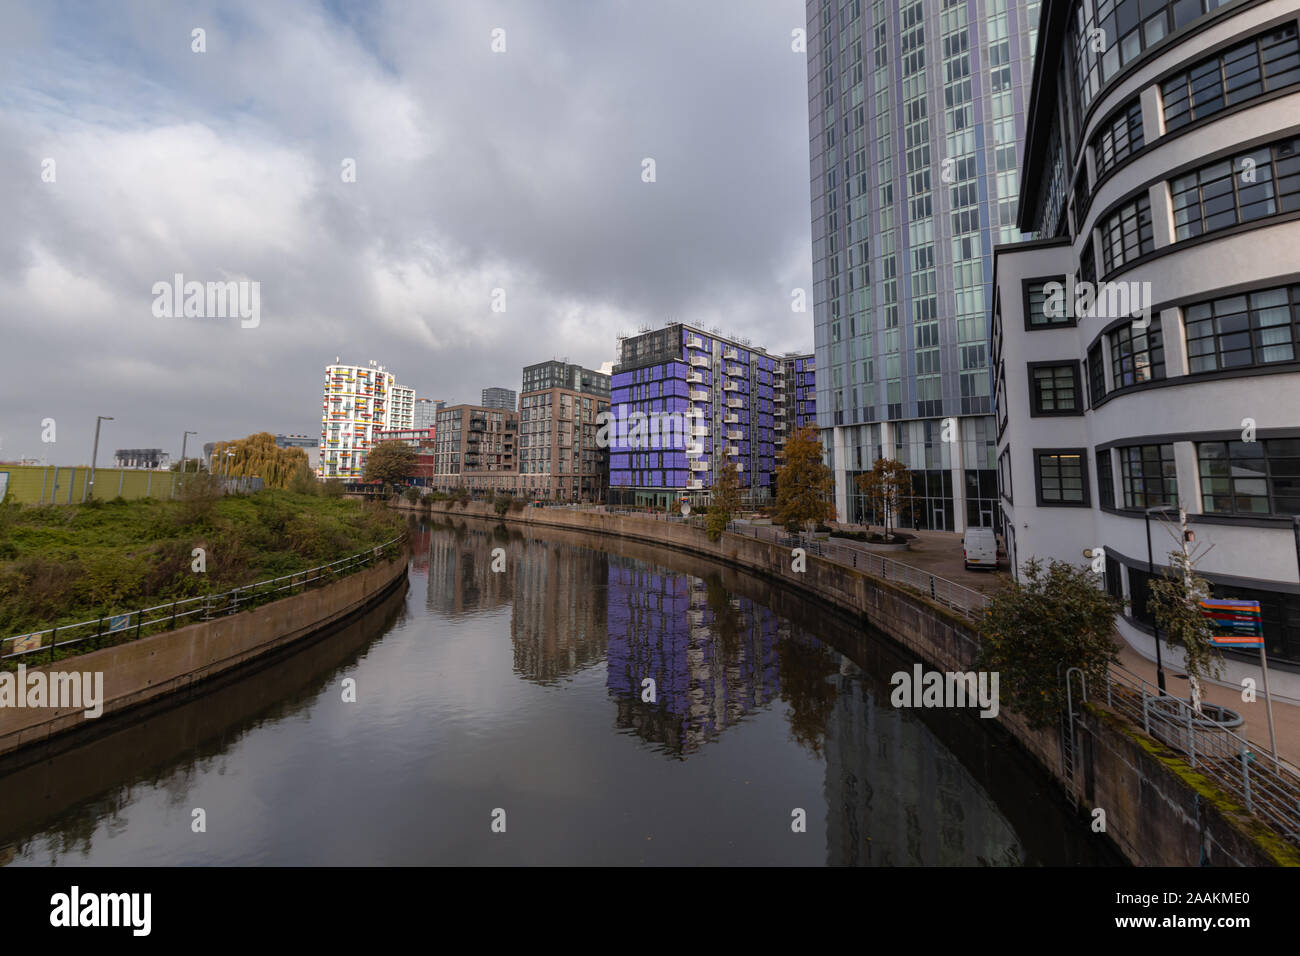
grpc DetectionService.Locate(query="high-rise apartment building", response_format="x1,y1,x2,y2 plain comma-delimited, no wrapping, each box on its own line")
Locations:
994,0,1300,666
610,324,796,509
430,404,520,494
413,398,445,430
480,387,518,411
319,360,415,479
806,0,1041,532
390,384,416,430
519,360,611,502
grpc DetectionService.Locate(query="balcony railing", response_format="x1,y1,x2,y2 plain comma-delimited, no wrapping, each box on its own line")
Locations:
722,347,738,360
689,356,708,368
726,398,743,409
690,390,710,402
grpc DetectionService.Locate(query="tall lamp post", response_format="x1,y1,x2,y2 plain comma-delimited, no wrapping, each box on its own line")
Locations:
88,415,114,501
1145,503,1180,694
177,430,197,496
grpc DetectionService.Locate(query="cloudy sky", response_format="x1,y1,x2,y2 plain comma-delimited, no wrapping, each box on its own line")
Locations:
0,0,814,465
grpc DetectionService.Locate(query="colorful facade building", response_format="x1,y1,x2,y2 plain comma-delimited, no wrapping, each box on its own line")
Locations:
610,324,793,509
319,361,414,479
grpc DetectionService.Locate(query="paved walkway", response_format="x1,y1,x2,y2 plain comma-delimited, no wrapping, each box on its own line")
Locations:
829,521,1299,768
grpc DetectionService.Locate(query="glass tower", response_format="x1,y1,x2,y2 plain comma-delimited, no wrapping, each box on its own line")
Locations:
806,0,1040,532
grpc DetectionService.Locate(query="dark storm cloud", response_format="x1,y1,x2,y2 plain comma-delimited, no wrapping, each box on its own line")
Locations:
0,0,812,464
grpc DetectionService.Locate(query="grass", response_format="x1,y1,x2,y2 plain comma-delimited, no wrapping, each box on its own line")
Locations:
0,490,403,637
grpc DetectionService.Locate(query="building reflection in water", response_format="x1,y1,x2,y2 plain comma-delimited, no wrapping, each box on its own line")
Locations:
509,538,609,684
605,557,785,756
822,668,1024,866
421,520,514,617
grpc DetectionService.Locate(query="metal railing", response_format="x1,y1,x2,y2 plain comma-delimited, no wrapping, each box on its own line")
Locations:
1,534,406,668
1092,664,1300,843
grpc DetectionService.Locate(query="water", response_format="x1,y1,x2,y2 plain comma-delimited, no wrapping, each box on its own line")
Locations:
0,516,1120,866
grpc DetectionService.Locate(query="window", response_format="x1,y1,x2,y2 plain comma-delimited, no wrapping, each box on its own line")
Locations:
1099,193,1153,273
1092,99,1145,180
1162,24,1300,132
1035,449,1089,506
1024,277,1073,328
1198,439,1300,515
1118,444,1178,508
1087,341,1107,406
1097,448,1116,509
1029,362,1082,415
1109,317,1165,387
1171,137,1300,241
1184,284,1300,372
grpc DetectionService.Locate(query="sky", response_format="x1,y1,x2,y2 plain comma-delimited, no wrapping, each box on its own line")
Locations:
0,0,814,466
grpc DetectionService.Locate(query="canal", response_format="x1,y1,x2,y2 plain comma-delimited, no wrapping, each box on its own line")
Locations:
0,516,1121,866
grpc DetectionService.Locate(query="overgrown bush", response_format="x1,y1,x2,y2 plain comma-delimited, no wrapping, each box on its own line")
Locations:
494,493,513,516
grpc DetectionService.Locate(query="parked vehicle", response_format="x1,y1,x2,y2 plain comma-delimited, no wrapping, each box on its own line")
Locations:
963,527,1001,571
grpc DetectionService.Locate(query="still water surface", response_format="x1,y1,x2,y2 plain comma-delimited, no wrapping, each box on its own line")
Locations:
0,518,1120,866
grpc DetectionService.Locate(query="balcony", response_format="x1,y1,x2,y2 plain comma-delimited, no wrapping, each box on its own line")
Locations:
723,380,740,392
722,347,738,360
690,460,708,471
774,406,786,416
723,413,738,424
685,335,704,350
726,430,743,441
690,390,710,402
691,424,709,437
687,372,703,384
689,355,708,368
725,364,744,376
726,398,743,409
775,421,786,430
687,479,704,490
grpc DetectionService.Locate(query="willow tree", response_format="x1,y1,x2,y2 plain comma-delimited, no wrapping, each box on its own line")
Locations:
212,433,309,489
774,425,835,532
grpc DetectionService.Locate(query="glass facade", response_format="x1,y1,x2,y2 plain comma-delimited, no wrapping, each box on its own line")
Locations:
807,0,1039,531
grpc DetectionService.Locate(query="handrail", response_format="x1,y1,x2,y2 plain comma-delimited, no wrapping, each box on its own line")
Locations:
2,534,407,666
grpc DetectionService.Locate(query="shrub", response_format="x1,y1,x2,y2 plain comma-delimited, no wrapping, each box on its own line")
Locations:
494,493,513,516
975,558,1123,729
321,479,346,498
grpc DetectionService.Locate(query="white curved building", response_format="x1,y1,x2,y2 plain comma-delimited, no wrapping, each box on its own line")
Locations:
994,0,1300,674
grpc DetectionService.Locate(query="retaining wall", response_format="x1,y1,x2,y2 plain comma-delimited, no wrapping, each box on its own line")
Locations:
0,549,409,759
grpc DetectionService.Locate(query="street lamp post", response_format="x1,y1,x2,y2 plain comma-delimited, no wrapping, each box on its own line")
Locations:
87,415,114,501
1145,504,1180,694
177,430,197,497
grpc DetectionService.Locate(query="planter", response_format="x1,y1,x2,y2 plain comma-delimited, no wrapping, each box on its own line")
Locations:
1144,699,1244,758
860,539,911,552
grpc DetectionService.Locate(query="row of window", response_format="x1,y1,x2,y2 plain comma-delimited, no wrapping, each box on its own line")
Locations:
1037,438,1300,515
1022,280,1300,408
1076,22,1300,242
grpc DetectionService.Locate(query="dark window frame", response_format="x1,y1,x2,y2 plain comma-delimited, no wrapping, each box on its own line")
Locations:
1109,316,1166,388
1197,438,1300,516
1034,448,1091,508
1027,360,1085,417
1087,341,1108,408
1117,443,1179,509
1170,136,1300,242
1099,192,1154,274
1161,22,1300,132
1096,448,1116,509
1021,275,1076,330
1184,282,1300,374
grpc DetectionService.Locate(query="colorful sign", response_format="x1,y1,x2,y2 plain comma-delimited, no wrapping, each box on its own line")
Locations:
1199,599,1264,647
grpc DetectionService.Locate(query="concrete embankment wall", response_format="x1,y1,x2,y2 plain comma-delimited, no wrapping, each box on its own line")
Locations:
416,500,1295,866
0,549,409,760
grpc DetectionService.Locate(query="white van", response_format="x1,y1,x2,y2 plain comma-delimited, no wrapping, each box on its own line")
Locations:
963,527,1001,571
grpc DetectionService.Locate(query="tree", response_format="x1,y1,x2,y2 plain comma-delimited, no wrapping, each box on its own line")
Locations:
707,459,741,541
1147,508,1222,715
854,458,913,540
363,441,417,488
169,457,207,473
212,432,309,489
975,558,1123,730
774,425,835,532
